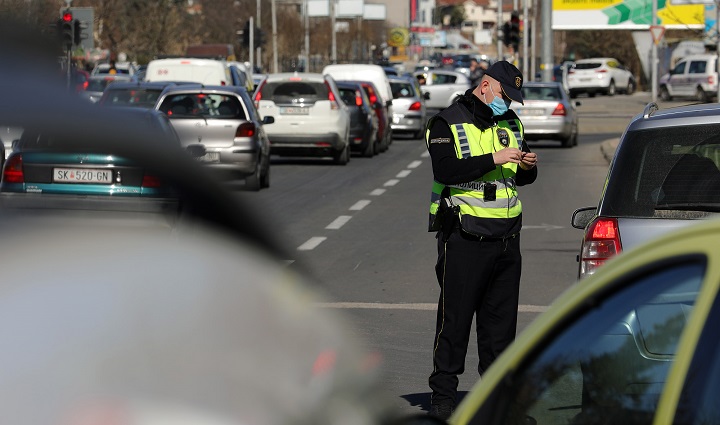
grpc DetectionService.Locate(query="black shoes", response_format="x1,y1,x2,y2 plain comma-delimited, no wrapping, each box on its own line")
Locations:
428,403,455,421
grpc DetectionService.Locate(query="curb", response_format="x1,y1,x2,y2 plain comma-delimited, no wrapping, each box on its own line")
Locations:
600,138,620,164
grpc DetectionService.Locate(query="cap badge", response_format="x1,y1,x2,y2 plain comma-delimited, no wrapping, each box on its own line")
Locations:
515,76,522,88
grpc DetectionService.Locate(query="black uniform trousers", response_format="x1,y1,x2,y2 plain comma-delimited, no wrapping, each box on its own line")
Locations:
429,227,522,406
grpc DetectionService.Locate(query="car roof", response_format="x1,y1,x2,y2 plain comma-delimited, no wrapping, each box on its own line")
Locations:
627,102,720,131
105,81,180,90
159,85,248,95
263,73,327,82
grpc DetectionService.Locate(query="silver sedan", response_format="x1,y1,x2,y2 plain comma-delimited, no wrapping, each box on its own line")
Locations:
511,81,580,148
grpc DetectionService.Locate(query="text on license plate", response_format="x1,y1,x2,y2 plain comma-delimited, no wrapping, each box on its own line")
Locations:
280,107,309,115
518,108,545,116
54,168,112,184
198,152,220,163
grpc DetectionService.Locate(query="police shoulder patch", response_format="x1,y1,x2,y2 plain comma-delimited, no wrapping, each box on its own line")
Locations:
430,137,452,144
497,129,510,147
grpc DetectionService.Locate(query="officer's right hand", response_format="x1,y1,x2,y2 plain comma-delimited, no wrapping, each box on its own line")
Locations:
493,147,523,165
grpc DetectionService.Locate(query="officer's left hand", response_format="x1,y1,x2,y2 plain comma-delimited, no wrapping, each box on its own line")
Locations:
519,152,537,170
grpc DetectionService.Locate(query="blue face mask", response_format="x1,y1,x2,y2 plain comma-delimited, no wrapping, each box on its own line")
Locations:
485,86,512,116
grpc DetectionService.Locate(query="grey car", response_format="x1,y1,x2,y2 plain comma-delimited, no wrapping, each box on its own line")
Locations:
155,85,274,190
512,81,580,148
572,102,720,278
81,75,133,103
389,76,427,139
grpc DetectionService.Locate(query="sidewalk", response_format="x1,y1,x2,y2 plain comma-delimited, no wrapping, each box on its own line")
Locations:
600,138,620,164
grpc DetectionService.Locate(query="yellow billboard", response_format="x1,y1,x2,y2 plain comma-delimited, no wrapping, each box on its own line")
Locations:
553,0,704,29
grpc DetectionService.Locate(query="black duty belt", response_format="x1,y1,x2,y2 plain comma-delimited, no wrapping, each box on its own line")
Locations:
451,224,518,241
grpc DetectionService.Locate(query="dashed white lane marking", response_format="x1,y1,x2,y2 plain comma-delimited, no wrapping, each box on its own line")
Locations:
384,179,400,187
326,215,352,230
397,170,412,178
408,160,422,169
370,188,386,196
421,151,430,158
316,302,548,313
350,200,371,211
298,237,326,251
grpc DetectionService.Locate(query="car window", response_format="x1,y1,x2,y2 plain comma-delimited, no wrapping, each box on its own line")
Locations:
338,87,359,106
672,62,687,75
600,126,720,218
575,62,602,70
688,60,707,74
100,88,163,108
390,81,415,99
521,86,561,101
87,79,116,92
159,93,246,119
469,261,705,425
259,80,328,105
433,73,457,84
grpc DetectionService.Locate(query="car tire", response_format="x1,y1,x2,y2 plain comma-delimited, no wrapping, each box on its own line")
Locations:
245,163,262,191
333,144,349,165
569,90,577,99
660,86,672,101
361,136,375,158
260,155,270,188
695,86,708,103
626,80,635,95
561,135,573,148
606,81,616,96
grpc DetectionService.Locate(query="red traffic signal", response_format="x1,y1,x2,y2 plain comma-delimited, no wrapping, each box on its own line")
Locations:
62,11,73,22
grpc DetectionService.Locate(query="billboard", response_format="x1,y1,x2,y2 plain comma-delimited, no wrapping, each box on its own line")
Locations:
553,0,705,29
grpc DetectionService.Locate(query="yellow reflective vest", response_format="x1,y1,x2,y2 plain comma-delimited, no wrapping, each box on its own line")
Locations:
427,104,524,238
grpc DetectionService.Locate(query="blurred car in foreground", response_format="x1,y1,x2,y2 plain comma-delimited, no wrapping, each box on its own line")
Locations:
432,218,720,425
389,76,427,139
567,57,635,98
512,81,580,148
98,80,183,109
0,22,397,425
336,81,379,157
254,72,351,164
413,69,470,109
81,74,133,103
156,85,274,190
572,102,720,279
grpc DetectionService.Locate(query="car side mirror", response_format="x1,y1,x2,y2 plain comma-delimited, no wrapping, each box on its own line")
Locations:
186,144,206,158
386,100,393,107
262,116,274,125
424,92,431,100
572,207,597,229
575,101,582,107
11,139,19,150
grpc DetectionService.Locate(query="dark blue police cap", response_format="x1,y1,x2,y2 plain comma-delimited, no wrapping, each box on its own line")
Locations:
485,61,524,105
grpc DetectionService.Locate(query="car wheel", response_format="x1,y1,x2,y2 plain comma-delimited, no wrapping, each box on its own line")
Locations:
569,90,577,99
361,136,375,157
260,155,270,188
561,135,573,148
245,162,262,191
333,144,349,165
588,92,596,98
660,86,672,101
695,86,708,103
571,129,578,146
626,80,635,95
606,80,616,96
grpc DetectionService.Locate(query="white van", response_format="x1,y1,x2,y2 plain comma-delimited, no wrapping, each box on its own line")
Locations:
322,64,394,148
145,58,232,86
659,54,718,103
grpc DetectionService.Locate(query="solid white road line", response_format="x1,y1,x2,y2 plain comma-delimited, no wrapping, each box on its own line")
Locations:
316,302,548,313
370,188,386,196
384,179,400,187
350,200,371,211
326,215,352,230
408,160,422,169
298,237,326,251
397,170,412,178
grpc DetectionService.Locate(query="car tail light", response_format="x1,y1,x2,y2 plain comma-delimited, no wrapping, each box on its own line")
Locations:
3,154,23,183
141,174,162,188
236,122,256,138
579,217,622,278
409,101,422,111
709,75,715,85
355,93,363,106
596,69,608,73
551,103,567,116
325,81,339,110
253,82,264,108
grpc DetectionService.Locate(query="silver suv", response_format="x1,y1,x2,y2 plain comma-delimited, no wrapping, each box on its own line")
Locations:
155,85,274,191
572,102,720,278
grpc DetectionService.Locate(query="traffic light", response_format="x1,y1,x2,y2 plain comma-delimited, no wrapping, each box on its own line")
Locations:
502,21,511,47
58,10,74,50
509,12,520,52
73,19,88,46
242,20,251,48
254,28,266,47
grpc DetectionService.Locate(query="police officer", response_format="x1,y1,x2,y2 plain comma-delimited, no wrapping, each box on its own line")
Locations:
425,61,537,420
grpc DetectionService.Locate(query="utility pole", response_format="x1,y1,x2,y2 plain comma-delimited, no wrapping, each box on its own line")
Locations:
331,0,337,64
257,0,262,71
272,0,278,73
249,16,254,71
305,0,310,72
497,0,503,60
522,0,529,79
530,0,537,80
541,0,552,81
651,0,658,102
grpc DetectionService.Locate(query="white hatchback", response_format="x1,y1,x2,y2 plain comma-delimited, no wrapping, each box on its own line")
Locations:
567,57,635,98
253,73,351,165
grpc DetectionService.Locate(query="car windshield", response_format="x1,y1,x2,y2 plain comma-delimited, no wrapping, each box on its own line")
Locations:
87,78,116,92
338,87,360,106
575,62,602,70
522,86,561,101
159,93,246,119
259,81,328,105
601,125,720,217
101,88,163,108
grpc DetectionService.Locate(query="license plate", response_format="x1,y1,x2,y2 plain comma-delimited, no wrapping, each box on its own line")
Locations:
518,108,544,116
198,152,220,163
280,106,309,115
54,168,112,184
